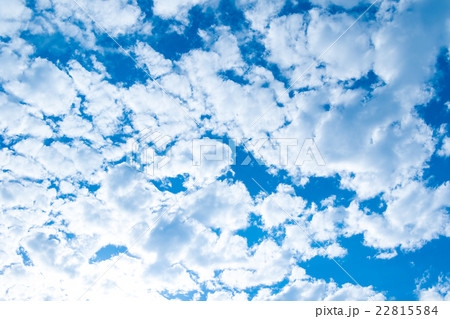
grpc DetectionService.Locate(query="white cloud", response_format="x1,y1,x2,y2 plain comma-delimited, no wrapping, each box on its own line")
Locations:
254,266,385,301
306,9,374,80
264,14,309,71
0,94,53,141
238,0,285,32
96,164,164,214
437,136,450,157
219,239,291,289
181,180,252,231
374,250,398,259
5,58,77,116
283,222,347,261
134,42,173,78
55,0,143,37
80,0,143,36
0,0,32,37
345,181,450,250
257,184,306,228
309,206,346,242
0,38,34,82
152,0,213,21
206,290,248,300
418,277,450,301
257,0,448,202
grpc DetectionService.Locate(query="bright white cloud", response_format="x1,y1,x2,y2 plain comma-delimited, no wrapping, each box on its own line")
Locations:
254,266,385,301
238,0,285,32
0,0,32,37
345,181,450,250
418,277,450,301
152,0,213,21
437,136,450,157
5,58,77,116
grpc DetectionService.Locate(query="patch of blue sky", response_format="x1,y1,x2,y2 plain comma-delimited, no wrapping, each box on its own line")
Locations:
89,244,129,264
43,135,73,147
21,19,142,88
301,235,450,301
236,213,286,249
325,1,381,17
218,0,249,33
62,231,76,241
239,37,293,89
279,0,312,16
218,69,250,85
150,7,215,60
418,49,450,187
343,70,385,93
128,2,216,63
150,174,188,193
0,134,26,152
294,176,356,209
236,213,269,247
358,193,387,215
16,246,33,267
160,289,199,301
106,130,133,146
54,222,77,241
220,147,284,196
91,34,150,86
423,154,450,187
25,0,37,9
43,220,55,227
136,0,154,20
417,49,450,132
78,180,101,193
21,31,84,66
237,35,266,66
18,25,150,124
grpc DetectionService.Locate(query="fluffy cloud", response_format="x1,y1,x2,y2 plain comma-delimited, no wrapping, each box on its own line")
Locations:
238,0,285,32
4,58,77,116
181,180,252,231
257,184,306,228
250,0,449,203
0,0,32,37
152,0,213,21
77,0,143,36
255,266,385,301
345,181,450,250
438,136,450,157
43,0,143,37
418,277,450,301
134,42,173,78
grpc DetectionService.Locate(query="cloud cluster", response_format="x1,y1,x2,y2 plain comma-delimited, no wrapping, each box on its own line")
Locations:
0,0,449,301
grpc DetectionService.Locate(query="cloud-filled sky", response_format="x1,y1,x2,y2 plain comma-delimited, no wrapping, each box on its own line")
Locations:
0,0,449,301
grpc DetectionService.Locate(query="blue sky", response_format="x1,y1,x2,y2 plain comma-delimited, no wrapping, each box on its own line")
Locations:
0,0,449,301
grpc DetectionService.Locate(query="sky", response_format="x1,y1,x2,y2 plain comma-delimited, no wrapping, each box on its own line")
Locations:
0,0,449,301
